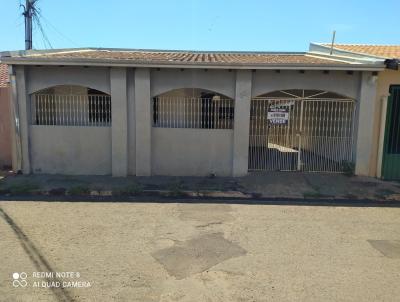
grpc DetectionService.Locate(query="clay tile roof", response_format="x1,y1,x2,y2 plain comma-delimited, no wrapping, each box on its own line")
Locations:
322,44,400,59
22,49,350,66
0,64,9,88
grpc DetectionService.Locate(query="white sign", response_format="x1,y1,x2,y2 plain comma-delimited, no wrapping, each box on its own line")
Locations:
267,108,289,124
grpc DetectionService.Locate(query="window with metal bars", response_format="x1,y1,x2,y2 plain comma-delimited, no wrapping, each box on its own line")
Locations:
30,86,111,127
152,93,234,129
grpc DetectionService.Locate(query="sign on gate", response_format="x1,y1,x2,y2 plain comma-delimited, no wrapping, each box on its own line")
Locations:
267,107,289,124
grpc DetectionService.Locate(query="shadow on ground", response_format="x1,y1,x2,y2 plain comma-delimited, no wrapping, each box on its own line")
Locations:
0,207,76,302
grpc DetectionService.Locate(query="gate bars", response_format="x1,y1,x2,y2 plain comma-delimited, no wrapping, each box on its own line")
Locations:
249,97,356,172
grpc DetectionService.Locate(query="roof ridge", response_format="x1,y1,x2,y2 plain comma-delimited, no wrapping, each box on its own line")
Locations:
8,47,308,56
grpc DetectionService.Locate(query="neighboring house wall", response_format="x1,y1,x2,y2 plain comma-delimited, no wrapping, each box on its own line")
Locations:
371,69,400,177
0,86,12,168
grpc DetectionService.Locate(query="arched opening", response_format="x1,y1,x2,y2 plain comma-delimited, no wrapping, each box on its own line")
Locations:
153,88,234,129
256,89,351,99
31,85,111,126
249,89,356,172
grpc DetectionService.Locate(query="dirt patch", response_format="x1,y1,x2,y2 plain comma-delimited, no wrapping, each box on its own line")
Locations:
152,232,246,279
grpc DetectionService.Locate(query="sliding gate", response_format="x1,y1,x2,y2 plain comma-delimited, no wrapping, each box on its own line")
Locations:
249,92,356,172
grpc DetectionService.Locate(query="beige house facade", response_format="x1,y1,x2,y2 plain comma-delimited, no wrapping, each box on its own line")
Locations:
0,47,390,177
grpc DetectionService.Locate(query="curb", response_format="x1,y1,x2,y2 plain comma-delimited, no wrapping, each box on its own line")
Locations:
1,188,400,203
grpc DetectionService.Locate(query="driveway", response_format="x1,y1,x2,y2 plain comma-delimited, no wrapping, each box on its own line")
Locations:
0,200,399,301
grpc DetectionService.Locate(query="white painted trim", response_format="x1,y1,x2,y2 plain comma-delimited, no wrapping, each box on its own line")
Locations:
0,58,385,71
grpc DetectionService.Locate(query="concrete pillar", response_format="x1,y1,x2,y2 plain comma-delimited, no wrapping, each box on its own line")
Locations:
355,72,378,176
134,68,151,176
110,68,128,177
15,66,30,174
127,69,136,175
232,70,252,176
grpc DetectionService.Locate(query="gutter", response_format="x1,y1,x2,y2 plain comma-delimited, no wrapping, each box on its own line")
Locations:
0,57,385,71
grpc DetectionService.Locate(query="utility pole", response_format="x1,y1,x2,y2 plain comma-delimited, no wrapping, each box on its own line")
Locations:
23,0,34,50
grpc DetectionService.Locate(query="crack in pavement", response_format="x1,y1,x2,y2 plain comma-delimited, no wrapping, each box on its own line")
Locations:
196,221,223,228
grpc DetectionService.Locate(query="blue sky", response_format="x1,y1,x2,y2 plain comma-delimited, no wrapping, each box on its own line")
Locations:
1,0,399,52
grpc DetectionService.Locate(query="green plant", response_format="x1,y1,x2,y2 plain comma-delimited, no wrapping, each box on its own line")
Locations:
341,160,355,176
67,185,90,195
115,183,143,196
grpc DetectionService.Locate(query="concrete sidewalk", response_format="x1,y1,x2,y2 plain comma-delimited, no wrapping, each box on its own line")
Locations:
0,171,400,201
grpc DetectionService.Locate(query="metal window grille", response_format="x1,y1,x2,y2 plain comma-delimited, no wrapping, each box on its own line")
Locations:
152,96,234,129
249,97,356,173
31,94,111,126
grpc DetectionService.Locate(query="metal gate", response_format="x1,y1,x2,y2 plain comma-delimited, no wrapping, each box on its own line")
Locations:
382,85,400,180
249,91,356,172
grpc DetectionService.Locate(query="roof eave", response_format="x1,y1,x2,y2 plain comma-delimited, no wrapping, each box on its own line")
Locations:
0,57,385,71
309,43,390,60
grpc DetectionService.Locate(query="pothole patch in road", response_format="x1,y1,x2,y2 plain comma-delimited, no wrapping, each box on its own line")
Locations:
368,240,400,258
152,232,246,279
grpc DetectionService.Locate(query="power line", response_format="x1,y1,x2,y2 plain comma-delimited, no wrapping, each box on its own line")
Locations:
38,13,80,47
21,0,53,49
20,0,79,49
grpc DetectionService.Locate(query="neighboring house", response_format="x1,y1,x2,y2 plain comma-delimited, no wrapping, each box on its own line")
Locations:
309,44,400,180
0,48,386,177
0,63,12,169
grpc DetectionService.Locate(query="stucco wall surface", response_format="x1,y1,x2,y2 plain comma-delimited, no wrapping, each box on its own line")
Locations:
0,87,12,167
252,70,361,99
151,69,236,98
27,66,110,94
152,128,233,176
30,126,111,175
370,69,400,177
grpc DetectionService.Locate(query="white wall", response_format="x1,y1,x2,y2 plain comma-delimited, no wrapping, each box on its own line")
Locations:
152,128,233,176
30,126,111,175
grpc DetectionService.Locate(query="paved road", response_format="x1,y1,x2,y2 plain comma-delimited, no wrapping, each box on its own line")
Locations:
0,200,399,302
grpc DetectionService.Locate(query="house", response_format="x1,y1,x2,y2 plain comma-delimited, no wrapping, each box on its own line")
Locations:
309,44,400,180
0,63,12,169
0,47,386,177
